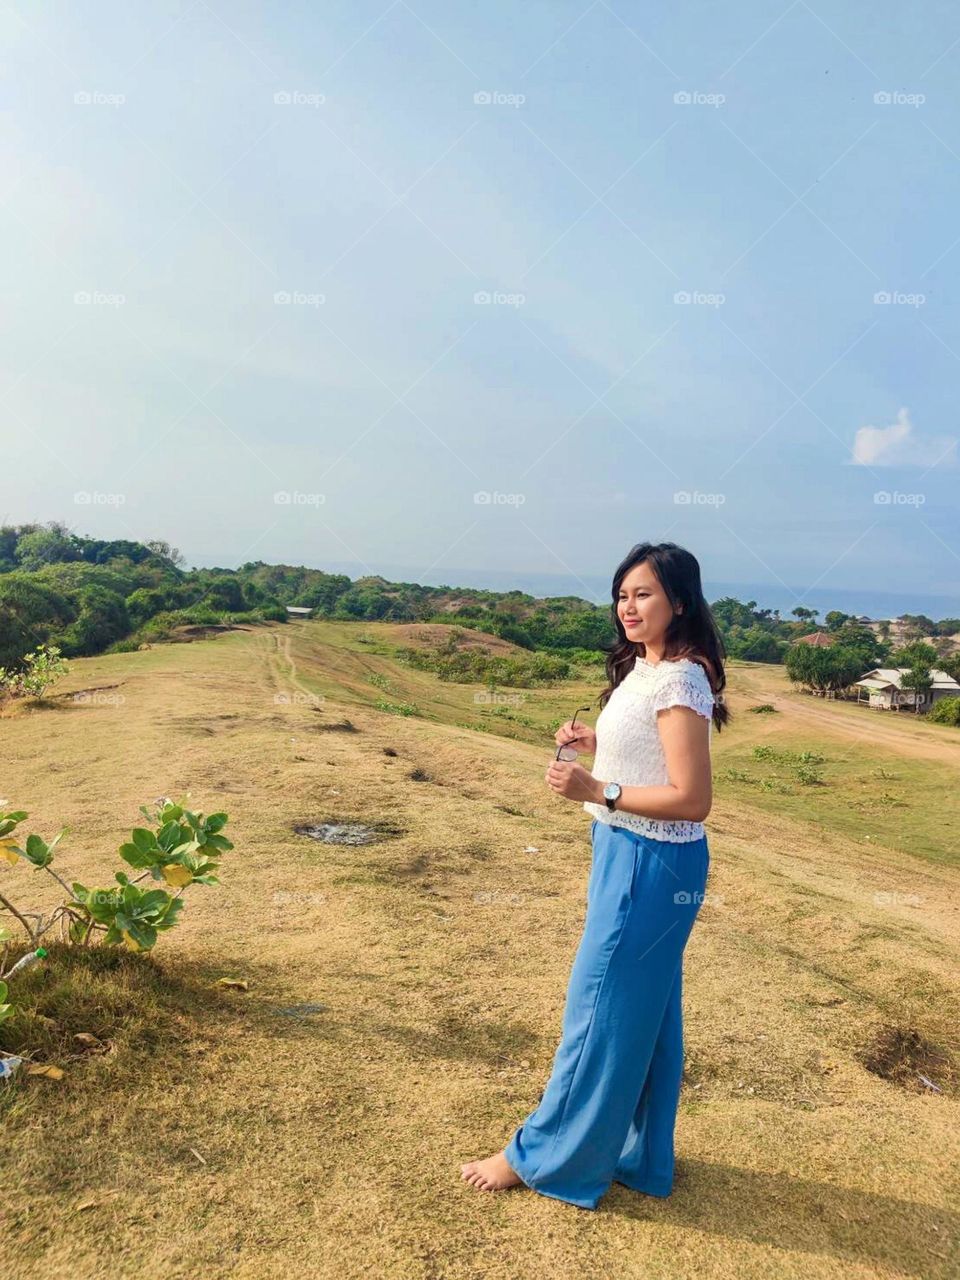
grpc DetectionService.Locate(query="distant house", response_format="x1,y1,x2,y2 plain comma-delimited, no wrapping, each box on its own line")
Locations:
285,605,314,618
853,667,960,711
796,631,835,647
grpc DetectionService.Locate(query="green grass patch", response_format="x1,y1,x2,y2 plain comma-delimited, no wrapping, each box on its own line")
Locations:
716,733,959,865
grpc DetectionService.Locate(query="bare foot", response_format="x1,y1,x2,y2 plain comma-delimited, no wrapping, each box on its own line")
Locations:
461,1150,524,1192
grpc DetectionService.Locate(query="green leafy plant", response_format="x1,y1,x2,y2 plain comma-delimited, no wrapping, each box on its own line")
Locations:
0,980,13,1027
0,798,232,956
0,643,69,701
0,927,13,1025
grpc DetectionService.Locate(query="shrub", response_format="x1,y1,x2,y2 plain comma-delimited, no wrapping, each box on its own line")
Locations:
0,643,68,701
0,798,232,954
925,696,960,727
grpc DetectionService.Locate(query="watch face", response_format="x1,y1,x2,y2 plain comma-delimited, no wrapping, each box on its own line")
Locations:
603,782,621,800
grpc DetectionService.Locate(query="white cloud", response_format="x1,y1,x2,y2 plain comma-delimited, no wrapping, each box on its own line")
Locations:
851,407,957,468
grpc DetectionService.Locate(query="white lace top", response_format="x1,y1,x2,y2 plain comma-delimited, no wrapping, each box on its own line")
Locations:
582,655,715,842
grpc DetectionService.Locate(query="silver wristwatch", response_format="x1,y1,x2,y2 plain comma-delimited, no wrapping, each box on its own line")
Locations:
602,781,622,812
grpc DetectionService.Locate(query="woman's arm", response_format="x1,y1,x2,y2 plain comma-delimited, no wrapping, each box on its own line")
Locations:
547,703,713,822
595,705,712,821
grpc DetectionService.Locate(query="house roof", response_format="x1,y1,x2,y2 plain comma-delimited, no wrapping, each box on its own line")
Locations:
856,667,960,690
796,631,834,647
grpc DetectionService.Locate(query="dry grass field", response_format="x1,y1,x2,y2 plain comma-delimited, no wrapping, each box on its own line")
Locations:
0,620,957,1279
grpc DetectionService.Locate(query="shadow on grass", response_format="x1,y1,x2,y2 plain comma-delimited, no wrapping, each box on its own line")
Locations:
605,1159,958,1279
0,941,329,1113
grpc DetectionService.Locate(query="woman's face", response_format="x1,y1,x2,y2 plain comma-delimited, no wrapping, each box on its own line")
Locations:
616,560,676,646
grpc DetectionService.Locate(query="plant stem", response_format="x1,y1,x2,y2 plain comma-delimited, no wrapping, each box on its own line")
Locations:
0,892,39,944
41,863,74,897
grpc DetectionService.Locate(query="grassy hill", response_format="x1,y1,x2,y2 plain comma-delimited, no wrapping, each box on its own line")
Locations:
0,621,957,1279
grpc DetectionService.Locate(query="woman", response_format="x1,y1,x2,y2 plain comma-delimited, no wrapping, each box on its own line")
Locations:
461,541,729,1210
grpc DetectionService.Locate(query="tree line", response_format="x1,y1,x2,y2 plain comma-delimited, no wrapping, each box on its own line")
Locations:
2,523,958,695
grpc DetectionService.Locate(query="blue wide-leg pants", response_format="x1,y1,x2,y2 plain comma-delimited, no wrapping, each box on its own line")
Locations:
504,818,710,1210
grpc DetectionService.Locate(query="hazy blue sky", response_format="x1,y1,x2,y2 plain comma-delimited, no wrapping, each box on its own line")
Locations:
2,1,959,613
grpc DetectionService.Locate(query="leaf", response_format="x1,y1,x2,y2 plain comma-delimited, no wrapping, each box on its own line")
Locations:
0,839,21,865
87,892,120,924
161,863,193,887
157,820,184,851
202,834,233,852
119,843,154,870
137,889,172,913
130,828,157,855
135,922,157,949
156,899,185,930
26,1064,65,1079
24,834,52,867
216,978,248,990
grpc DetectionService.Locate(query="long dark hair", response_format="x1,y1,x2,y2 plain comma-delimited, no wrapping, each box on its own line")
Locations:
598,541,729,732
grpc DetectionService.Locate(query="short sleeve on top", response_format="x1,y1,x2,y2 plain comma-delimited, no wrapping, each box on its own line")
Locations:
651,662,714,721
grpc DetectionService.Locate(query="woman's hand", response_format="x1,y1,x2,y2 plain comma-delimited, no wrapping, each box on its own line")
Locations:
544,760,602,803
554,720,597,755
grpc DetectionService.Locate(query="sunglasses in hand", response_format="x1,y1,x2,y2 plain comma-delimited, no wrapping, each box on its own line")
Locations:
555,703,594,761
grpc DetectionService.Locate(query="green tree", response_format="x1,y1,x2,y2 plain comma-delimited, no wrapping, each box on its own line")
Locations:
0,576,76,666
58,587,130,656
15,525,80,571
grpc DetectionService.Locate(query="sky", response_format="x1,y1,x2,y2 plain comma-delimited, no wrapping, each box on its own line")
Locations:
2,1,959,617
